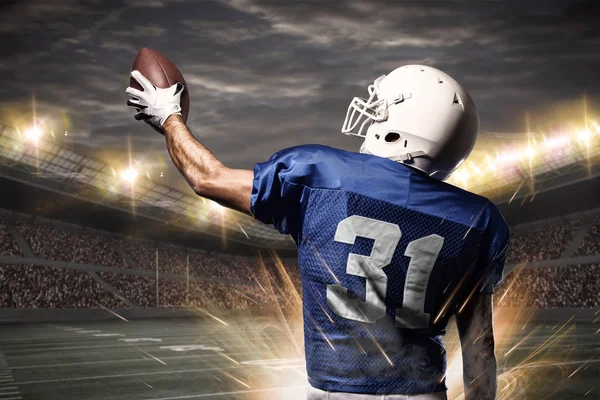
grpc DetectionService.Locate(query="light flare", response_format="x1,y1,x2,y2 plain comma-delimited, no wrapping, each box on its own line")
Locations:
192,307,228,325
307,239,340,283
120,167,138,184
98,304,129,322
220,369,251,388
447,286,577,400
24,126,42,142
543,135,570,149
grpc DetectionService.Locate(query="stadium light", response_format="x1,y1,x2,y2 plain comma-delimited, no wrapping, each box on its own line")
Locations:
496,151,522,165
577,128,592,145
525,147,536,160
543,136,569,149
120,167,138,184
24,126,42,142
485,155,496,172
0,121,294,247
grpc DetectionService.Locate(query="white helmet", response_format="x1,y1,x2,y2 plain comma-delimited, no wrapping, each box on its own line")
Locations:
341,65,479,181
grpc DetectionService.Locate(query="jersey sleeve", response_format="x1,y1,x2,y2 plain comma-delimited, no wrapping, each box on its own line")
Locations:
251,146,318,238
472,202,510,295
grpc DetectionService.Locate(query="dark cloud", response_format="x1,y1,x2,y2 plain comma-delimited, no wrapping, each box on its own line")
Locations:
1,0,600,191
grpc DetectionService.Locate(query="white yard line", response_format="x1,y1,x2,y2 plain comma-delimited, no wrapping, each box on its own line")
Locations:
3,343,178,354
14,364,256,385
8,350,266,369
0,334,291,355
0,349,19,400
0,326,296,343
141,385,308,400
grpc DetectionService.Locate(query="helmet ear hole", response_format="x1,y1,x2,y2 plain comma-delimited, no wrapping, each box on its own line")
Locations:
384,132,401,143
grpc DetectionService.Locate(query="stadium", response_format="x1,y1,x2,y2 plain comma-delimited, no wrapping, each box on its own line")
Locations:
2,1,600,399
0,105,599,400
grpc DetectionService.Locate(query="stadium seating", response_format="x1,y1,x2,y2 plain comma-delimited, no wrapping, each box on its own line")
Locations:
495,264,599,308
574,216,600,256
0,220,22,257
14,221,126,267
0,265,127,308
1,216,598,309
506,220,582,264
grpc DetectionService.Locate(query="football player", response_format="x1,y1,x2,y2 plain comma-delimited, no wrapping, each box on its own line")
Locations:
126,65,509,400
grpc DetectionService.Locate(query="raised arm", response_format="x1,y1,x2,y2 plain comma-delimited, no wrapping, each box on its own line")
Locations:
125,71,253,216
162,115,254,215
455,293,497,400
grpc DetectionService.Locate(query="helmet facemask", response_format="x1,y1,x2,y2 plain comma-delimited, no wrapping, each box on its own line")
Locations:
341,75,388,138
343,75,427,165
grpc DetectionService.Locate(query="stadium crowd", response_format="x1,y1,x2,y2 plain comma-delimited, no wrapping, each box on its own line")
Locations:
0,265,127,308
495,264,599,308
506,220,582,264
575,217,600,256
0,221,21,257
0,216,598,309
14,220,126,267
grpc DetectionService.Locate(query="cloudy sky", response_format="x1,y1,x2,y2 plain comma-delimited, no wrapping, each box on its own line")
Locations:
1,0,599,191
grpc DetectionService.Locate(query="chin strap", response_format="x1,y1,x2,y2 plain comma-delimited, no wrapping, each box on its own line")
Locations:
386,150,427,163
359,144,427,163
359,144,452,180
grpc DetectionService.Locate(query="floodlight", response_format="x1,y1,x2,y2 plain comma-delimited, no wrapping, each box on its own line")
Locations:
24,126,42,141
120,167,138,184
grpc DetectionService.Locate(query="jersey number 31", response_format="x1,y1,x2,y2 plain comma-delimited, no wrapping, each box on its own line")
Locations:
326,215,444,329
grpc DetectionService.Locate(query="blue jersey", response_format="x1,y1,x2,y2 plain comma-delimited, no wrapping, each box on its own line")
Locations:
251,145,509,395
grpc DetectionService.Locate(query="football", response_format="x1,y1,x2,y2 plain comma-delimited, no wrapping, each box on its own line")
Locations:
130,47,190,122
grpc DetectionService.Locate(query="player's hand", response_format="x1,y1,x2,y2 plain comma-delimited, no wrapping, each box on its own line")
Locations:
126,70,184,134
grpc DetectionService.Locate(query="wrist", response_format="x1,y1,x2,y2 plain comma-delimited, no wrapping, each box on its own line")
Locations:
163,113,184,133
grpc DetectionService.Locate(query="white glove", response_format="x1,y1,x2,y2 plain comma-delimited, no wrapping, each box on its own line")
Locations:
126,70,184,132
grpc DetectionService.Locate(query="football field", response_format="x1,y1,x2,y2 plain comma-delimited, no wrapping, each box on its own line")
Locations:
0,315,597,400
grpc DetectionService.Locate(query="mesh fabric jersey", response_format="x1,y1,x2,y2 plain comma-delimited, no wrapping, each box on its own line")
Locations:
251,145,509,395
